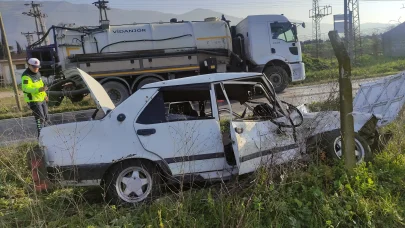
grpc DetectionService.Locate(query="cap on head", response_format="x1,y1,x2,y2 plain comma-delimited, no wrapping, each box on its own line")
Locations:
28,58,41,68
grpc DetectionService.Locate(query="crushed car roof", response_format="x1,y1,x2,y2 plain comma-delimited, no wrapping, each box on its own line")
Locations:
140,72,264,89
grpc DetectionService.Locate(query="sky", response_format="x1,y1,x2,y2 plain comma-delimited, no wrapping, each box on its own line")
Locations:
4,0,405,24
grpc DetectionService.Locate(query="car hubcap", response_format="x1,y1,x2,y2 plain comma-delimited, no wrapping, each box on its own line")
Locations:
116,167,152,203
333,136,365,163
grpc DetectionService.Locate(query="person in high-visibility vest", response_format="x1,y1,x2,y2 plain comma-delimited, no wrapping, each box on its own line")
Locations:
21,58,49,137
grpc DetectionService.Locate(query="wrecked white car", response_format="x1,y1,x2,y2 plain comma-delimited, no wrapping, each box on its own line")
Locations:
29,68,381,204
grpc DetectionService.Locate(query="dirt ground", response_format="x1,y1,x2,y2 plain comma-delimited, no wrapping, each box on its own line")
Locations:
0,91,21,99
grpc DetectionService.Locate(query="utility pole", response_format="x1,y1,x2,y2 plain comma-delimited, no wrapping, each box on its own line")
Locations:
93,0,110,29
22,32,35,46
0,13,22,111
22,1,49,45
309,1,332,58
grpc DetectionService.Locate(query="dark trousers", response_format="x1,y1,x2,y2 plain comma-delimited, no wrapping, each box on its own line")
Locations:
28,101,49,137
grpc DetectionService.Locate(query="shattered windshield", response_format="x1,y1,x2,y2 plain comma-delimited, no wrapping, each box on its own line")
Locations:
270,22,297,43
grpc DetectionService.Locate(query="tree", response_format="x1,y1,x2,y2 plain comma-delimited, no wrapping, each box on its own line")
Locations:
16,41,23,54
0,35,4,59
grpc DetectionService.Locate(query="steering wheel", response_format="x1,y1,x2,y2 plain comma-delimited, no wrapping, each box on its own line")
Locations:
273,101,304,128
250,101,303,128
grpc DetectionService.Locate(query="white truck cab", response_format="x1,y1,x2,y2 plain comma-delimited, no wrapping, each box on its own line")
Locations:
234,15,305,88
29,68,379,205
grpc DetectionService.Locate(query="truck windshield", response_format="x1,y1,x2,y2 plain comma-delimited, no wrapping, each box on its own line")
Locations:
270,22,297,43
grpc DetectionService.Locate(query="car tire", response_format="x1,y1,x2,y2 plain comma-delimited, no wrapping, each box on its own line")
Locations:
320,129,372,164
102,81,130,105
263,66,289,93
136,77,161,90
104,160,163,205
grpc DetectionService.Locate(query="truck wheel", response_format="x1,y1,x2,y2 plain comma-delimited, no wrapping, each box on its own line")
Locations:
102,81,129,105
263,66,289,93
136,77,161,90
104,160,163,205
320,129,372,164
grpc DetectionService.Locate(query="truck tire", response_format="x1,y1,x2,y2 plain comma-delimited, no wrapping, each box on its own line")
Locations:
320,129,372,164
104,160,163,205
102,81,129,105
263,66,289,93
136,77,161,90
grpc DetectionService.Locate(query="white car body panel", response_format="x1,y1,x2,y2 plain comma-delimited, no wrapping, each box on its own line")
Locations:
230,121,301,175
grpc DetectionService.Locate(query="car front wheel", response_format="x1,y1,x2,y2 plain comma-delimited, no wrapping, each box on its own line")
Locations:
104,160,162,205
321,130,372,164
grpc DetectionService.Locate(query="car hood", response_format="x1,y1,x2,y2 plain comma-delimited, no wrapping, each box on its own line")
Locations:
353,72,405,127
66,68,115,114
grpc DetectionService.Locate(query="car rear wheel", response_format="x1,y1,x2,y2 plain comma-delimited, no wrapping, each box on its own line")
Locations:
104,160,162,205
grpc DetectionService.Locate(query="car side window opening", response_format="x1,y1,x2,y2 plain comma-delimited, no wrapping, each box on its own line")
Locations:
136,84,214,124
214,82,280,122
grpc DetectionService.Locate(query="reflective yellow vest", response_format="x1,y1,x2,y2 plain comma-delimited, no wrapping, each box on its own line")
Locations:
21,70,47,103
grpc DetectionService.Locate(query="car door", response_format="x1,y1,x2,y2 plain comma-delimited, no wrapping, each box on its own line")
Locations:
216,81,301,175
133,84,225,176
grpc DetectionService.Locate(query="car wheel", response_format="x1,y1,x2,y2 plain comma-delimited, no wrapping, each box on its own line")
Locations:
263,66,289,93
102,81,130,105
321,129,372,164
104,160,162,205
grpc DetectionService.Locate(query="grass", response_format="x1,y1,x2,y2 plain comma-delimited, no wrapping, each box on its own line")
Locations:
291,55,405,87
1,110,405,227
0,95,96,120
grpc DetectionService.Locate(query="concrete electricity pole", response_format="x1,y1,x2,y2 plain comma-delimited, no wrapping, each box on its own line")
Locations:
22,1,49,45
0,12,22,111
22,32,35,46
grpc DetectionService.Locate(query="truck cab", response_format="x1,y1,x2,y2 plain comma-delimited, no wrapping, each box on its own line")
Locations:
232,15,306,93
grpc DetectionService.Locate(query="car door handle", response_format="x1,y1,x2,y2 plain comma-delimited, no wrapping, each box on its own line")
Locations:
137,129,156,136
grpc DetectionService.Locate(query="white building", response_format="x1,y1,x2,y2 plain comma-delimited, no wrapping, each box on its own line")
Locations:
0,57,28,86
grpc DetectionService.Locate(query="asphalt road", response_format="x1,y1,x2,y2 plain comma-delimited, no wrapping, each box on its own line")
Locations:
0,76,389,145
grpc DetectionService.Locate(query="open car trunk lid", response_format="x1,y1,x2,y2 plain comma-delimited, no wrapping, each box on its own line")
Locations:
66,68,115,114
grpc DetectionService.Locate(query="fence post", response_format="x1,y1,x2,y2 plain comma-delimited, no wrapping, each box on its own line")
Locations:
328,30,356,171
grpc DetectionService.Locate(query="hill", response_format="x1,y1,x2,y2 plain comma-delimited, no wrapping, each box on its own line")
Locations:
0,0,394,49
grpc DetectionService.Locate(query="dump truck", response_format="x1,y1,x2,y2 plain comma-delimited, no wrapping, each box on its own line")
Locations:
27,13,306,106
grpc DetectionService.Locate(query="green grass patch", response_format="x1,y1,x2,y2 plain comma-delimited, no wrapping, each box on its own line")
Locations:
307,97,340,112
292,55,405,87
0,95,96,120
1,113,405,227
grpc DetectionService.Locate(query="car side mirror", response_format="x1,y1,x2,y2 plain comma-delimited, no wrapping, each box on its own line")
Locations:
302,22,306,28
